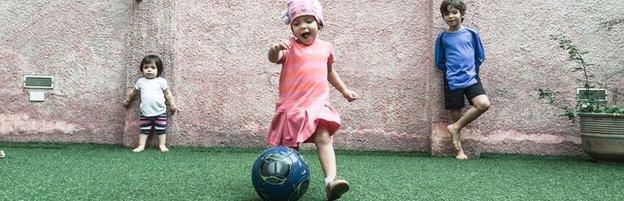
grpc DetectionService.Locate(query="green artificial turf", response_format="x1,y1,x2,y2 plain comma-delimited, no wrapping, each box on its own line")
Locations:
1,142,623,200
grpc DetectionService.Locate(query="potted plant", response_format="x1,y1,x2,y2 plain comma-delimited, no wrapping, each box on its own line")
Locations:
538,34,624,162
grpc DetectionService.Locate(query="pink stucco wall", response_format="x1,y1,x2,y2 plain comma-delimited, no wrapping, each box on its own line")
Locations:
1,1,623,156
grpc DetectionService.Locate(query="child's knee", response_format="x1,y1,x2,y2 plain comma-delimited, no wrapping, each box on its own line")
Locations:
476,100,490,111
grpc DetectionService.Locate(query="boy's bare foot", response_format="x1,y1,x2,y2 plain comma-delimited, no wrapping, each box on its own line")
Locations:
326,179,349,200
0,150,5,158
132,147,145,153
159,146,169,152
446,124,462,150
447,124,468,159
455,149,468,160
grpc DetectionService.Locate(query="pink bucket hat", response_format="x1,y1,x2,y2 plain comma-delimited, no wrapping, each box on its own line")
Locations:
281,0,324,27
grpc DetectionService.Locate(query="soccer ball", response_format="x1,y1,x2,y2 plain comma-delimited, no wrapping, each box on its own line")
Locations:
251,146,310,201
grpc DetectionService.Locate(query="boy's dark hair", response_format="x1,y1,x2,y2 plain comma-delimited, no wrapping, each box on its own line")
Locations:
139,54,164,77
440,0,466,21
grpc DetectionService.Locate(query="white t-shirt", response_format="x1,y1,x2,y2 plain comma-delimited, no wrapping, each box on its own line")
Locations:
134,77,169,117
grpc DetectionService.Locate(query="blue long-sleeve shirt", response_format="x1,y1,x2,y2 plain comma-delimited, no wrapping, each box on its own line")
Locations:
434,28,485,91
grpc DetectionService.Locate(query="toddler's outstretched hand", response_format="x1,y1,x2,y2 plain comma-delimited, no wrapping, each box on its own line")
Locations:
268,40,291,63
271,41,291,51
342,89,359,102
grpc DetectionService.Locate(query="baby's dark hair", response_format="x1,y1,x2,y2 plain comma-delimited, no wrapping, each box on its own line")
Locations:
440,0,466,21
139,54,163,77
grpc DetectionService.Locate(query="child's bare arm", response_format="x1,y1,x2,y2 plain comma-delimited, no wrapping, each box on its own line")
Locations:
123,88,139,107
164,89,177,115
327,63,359,102
268,41,290,63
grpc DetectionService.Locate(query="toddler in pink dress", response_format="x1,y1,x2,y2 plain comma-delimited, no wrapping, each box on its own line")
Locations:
267,0,359,200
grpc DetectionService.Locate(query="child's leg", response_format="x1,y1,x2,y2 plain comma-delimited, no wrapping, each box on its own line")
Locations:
155,113,168,152
449,110,462,122
447,95,490,159
447,109,468,159
313,127,336,180
157,134,169,152
135,114,151,152
448,109,463,148
449,94,490,130
133,134,148,152
312,126,349,200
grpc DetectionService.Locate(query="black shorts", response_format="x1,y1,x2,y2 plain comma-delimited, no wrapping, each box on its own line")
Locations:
444,82,487,110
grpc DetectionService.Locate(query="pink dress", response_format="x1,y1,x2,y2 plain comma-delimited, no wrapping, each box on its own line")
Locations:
267,37,341,148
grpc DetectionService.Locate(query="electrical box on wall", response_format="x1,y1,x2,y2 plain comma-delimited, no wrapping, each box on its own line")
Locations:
23,76,54,102
23,76,54,89
29,91,46,102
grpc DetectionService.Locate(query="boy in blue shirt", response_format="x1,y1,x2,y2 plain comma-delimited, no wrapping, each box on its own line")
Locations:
434,0,491,159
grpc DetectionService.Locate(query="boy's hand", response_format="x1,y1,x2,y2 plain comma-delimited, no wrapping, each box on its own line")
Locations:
271,41,291,51
341,89,360,102
122,100,131,108
169,105,177,116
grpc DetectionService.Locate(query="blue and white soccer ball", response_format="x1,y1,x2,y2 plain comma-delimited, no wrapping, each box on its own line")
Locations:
251,146,310,201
